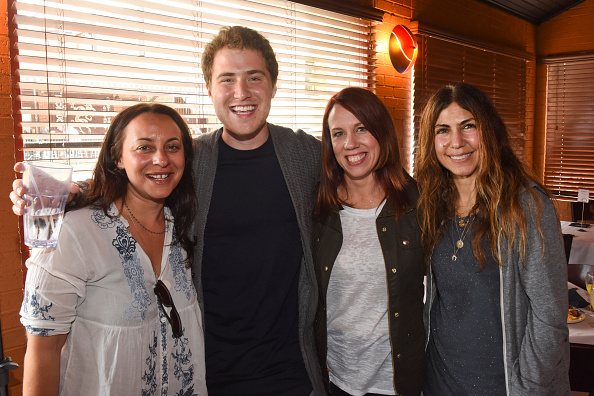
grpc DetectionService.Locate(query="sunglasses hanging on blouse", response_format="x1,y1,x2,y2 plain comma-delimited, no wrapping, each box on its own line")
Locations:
154,280,183,338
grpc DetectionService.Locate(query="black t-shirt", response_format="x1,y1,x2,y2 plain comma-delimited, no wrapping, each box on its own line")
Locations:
202,137,311,396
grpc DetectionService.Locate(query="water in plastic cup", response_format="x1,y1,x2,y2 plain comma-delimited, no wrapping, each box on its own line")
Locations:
22,161,73,248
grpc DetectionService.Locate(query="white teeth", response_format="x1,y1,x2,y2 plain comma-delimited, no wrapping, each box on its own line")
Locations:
450,153,471,160
232,105,255,113
346,153,366,163
148,174,169,180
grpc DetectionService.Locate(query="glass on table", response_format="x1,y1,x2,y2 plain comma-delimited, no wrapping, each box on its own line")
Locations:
586,271,594,309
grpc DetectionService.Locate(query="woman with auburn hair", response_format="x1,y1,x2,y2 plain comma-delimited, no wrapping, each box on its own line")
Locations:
313,87,425,396
20,103,206,395
417,82,569,395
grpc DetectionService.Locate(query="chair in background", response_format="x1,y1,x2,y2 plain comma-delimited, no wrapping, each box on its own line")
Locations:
567,263,594,290
571,200,594,225
569,343,594,395
563,234,574,263
566,260,594,395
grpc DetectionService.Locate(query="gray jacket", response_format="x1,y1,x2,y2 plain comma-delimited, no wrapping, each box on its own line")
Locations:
424,181,570,395
190,124,325,395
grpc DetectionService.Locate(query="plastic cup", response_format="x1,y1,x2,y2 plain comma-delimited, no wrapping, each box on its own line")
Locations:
22,161,73,248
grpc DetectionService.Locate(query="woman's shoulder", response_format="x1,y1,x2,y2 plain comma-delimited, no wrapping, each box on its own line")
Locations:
518,179,554,209
62,204,122,232
403,175,420,200
516,180,560,231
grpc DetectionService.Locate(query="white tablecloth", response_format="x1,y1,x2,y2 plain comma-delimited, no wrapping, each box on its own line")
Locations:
568,282,594,345
561,221,594,264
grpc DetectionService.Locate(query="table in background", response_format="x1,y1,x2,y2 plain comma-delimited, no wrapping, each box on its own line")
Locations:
568,282,594,393
562,221,594,264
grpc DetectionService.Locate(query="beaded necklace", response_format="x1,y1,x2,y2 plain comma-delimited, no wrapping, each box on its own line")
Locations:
124,202,166,235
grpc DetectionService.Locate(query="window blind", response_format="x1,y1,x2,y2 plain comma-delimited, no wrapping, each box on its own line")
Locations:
543,57,594,198
411,27,528,176
11,0,374,180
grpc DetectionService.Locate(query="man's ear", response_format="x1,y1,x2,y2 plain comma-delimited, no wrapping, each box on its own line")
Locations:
271,82,277,99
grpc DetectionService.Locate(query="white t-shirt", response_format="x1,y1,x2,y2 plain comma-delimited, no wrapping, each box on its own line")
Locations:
20,204,207,395
327,201,395,396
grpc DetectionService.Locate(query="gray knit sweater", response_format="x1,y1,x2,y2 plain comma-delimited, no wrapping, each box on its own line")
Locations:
425,181,570,395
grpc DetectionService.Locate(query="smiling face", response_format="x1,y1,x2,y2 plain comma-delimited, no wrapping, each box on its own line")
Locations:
207,47,277,150
117,112,185,204
328,104,380,184
434,102,481,185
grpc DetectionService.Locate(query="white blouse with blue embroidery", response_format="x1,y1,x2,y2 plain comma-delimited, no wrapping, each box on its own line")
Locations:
20,204,207,395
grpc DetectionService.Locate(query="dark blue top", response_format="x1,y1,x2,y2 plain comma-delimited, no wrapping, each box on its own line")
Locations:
202,137,311,396
424,215,506,396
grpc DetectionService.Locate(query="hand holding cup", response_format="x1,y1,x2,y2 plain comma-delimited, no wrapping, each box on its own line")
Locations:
11,162,79,216
20,161,73,247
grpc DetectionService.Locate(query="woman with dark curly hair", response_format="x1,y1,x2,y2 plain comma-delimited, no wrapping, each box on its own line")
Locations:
417,83,569,395
20,103,206,395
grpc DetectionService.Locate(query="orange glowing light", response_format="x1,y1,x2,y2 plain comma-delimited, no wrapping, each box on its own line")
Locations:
389,25,418,74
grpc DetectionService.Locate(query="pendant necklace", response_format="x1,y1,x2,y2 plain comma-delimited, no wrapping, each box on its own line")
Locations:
451,213,474,261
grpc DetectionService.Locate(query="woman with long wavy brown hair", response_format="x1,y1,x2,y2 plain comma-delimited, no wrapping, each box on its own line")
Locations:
417,82,569,395
313,87,425,396
20,104,206,395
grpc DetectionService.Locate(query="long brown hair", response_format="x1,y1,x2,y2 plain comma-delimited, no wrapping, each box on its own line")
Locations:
417,83,549,267
314,87,411,220
81,103,196,265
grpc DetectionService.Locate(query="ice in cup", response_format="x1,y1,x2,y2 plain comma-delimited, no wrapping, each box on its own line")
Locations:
22,161,73,248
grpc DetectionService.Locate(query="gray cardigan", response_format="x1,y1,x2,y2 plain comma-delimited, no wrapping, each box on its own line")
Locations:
190,124,325,395
424,181,570,395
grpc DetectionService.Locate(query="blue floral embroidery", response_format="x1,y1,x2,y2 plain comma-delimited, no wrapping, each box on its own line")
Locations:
112,225,137,261
171,327,196,395
159,306,169,396
92,208,119,229
174,385,197,396
142,331,158,396
21,287,56,336
24,326,52,336
169,237,194,301
22,286,55,321
109,225,150,320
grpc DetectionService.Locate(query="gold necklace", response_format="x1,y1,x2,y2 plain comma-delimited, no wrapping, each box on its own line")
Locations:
451,214,474,261
124,202,166,235
125,204,163,278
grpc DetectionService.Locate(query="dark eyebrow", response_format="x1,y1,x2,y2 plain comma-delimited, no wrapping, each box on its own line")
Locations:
134,137,181,143
216,70,266,79
216,72,235,79
434,118,475,130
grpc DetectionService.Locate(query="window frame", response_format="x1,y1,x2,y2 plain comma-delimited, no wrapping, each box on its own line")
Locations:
10,0,375,180
542,53,594,199
409,22,530,177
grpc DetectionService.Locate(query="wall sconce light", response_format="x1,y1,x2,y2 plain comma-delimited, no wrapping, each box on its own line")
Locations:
389,24,418,74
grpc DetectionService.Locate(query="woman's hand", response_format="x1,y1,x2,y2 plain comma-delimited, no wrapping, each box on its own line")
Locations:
9,162,79,215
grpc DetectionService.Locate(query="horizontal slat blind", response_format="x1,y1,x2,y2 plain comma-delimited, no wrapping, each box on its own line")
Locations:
12,0,373,180
412,35,527,176
544,59,594,198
